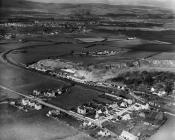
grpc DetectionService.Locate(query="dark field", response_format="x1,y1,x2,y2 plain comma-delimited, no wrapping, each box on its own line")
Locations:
0,58,68,91
7,42,86,64
125,44,175,52
49,85,102,110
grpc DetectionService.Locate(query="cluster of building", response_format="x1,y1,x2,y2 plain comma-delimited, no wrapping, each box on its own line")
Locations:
21,98,42,110
150,87,167,97
97,129,111,137
88,50,117,56
10,98,42,111
140,59,175,68
97,81,127,90
0,22,32,28
46,110,61,118
75,93,149,125
32,88,63,98
72,92,152,139
96,61,139,71
120,130,139,140
127,37,136,40
0,17,89,40
2,33,16,40
51,70,86,84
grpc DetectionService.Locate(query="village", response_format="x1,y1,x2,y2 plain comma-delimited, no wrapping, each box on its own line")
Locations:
27,58,175,112
6,81,166,140
21,56,175,140
0,10,104,40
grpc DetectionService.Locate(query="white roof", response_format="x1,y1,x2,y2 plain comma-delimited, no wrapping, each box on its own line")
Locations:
120,130,138,140
61,68,76,74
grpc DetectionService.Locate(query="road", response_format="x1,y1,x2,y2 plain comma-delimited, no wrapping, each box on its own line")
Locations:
99,104,136,124
1,46,112,95
130,91,175,117
0,84,103,127
164,112,175,117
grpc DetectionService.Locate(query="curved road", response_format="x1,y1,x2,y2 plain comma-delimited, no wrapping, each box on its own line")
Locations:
1,44,108,93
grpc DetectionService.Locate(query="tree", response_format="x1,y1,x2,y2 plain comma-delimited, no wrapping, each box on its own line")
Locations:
0,28,6,36
70,50,74,56
165,82,173,93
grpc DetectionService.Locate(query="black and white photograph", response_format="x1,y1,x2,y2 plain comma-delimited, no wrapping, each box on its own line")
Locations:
0,0,175,140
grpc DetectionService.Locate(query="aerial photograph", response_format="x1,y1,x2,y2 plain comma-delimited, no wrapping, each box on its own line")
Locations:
0,0,175,140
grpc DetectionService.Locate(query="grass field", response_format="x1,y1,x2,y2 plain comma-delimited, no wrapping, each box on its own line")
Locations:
0,104,79,140
48,85,102,110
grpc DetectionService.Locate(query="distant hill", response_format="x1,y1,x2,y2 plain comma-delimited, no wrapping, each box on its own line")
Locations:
0,0,172,16
1,0,39,9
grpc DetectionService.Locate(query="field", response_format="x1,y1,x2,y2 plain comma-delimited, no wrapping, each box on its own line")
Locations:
47,85,103,110
148,52,175,60
6,37,172,66
0,104,93,140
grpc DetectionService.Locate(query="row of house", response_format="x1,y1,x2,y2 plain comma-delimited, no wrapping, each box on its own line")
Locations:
21,98,42,110
32,88,62,98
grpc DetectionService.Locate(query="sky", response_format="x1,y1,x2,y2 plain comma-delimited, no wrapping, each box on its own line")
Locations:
28,0,175,11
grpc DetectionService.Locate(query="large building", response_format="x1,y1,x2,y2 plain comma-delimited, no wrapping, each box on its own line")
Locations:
120,130,139,140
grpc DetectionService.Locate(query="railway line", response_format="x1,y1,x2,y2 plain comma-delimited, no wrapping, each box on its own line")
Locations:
0,85,99,125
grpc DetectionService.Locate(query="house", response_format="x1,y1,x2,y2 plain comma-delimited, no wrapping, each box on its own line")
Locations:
150,87,155,92
61,68,76,74
56,89,62,95
109,103,118,109
95,112,99,119
47,110,60,117
117,84,126,90
97,109,102,114
21,99,29,106
127,37,136,40
28,101,35,107
141,103,149,110
172,89,175,94
34,104,42,110
120,130,139,140
124,99,133,105
104,107,109,115
139,112,146,118
44,91,56,97
77,106,86,115
133,103,149,111
97,130,111,137
33,90,40,96
120,102,128,108
122,114,131,121
82,121,93,127
157,90,166,97
133,104,141,111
